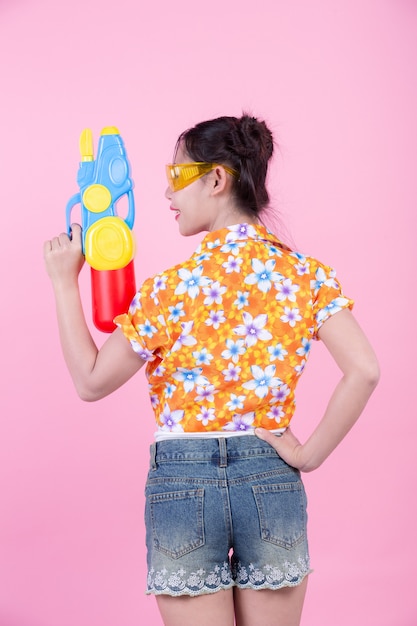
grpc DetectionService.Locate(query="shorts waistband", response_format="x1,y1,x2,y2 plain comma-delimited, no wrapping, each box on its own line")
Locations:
149,434,280,469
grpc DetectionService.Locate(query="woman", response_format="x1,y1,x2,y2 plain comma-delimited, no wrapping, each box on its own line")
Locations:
44,115,379,626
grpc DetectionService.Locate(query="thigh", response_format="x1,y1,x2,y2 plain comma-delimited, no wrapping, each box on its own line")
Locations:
233,578,308,626
157,589,235,626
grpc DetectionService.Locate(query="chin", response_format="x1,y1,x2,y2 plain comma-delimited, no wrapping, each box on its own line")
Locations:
179,224,206,237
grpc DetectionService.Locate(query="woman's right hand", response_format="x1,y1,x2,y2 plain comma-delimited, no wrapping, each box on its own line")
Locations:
43,223,85,285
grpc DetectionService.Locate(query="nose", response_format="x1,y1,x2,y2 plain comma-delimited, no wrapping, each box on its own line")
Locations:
165,186,172,200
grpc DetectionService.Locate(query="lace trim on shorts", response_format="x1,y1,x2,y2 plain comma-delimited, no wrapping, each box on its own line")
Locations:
146,556,311,596
147,561,233,596
233,556,311,588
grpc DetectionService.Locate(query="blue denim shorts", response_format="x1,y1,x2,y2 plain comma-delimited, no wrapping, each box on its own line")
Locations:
144,435,311,597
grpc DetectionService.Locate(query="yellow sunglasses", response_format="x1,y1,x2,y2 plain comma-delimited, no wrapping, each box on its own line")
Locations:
166,162,238,192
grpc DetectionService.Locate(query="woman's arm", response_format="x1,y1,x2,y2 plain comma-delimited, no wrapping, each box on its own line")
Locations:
43,224,145,401
256,309,380,471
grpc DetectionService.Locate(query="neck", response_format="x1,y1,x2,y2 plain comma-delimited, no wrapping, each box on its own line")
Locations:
208,205,259,232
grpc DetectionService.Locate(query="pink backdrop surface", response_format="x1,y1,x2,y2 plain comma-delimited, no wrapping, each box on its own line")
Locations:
1,0,416,624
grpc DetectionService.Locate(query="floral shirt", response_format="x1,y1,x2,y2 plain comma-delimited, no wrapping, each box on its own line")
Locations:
115,223,353,437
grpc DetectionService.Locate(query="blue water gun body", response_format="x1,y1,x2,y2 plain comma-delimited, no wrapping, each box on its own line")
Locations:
66,127,137,332
66,126,135,270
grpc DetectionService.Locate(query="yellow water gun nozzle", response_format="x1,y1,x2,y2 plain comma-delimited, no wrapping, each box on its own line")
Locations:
80,128,94,162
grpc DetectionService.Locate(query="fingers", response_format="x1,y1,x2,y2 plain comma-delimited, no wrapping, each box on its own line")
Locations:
44,224,82,253
255,427,280,448
255,427,305,470
69,222,82,241
43,239,52,254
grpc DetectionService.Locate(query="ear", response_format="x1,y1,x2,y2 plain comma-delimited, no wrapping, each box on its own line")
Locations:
209,165,230,196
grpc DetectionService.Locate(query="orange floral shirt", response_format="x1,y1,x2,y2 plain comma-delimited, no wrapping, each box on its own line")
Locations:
115,223,353,436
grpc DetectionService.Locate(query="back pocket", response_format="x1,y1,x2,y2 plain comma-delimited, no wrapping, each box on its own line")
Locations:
252,482,307,550
147,488,205,559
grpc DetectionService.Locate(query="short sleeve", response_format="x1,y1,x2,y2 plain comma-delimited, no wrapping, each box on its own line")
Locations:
310,259,354,339
113,275,170,361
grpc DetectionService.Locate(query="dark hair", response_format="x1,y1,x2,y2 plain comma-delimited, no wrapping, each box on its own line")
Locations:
177,114,274,217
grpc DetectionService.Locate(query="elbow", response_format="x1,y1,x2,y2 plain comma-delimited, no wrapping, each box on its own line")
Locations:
77,389,99,403
75,382,106,403
366,357,381,389
356,356,381,391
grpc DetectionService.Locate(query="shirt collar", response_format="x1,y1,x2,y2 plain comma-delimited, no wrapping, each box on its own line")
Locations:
196,223,290,254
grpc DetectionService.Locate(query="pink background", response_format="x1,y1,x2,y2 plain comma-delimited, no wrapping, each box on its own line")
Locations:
1,0,416,624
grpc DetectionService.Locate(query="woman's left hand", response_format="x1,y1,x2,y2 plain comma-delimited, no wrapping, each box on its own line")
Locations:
255,427,310,472
43,223,85,286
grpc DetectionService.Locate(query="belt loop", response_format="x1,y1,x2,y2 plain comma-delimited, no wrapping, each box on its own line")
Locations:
219,438,227,467
150,443,157,471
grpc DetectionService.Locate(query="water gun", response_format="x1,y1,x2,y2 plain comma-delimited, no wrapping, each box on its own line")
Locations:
66,126,136,332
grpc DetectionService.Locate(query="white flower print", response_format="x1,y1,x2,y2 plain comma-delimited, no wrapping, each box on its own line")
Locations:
233,312,272,347
291,251,307,263
172,367,209,393
151,274,167,297
244,258,282,293
221,338,246,364
150,394,159,408
171,321,197,352
138,319,157,338
164,382,177,398
280,306,302,327
222,363,242,381
195,384,217,403
242,365,281,399
294,359,306,376
294,260,310,276
175,266,210,299
207,238,221,250
128,291,142,314
275,278,300,303
194,251,212,262
203,281,227,305
223,411,255,431
192,347,214,366
132,344,155,361
233,290,250,310
168,302,185,323
222,255,243,273
310,266,339,294
196,407,216,426
316,297,351,324
268,244,283,257
270,383,291,404
220,240,245,255
267,405,285,423
226,223,257,240
296,337,311,357
225,394,246,411
205,310,226,329
160,404,184,432
268,343,288,362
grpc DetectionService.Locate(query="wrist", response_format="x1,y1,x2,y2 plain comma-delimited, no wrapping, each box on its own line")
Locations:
50,275,80,295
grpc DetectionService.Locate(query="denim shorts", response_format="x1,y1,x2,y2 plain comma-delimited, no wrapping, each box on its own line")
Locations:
144,435,311,597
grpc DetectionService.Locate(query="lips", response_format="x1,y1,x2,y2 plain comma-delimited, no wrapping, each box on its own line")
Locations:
170,206,180,219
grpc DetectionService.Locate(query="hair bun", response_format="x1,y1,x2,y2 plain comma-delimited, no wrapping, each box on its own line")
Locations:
179,113,274,215
228,114,274,161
